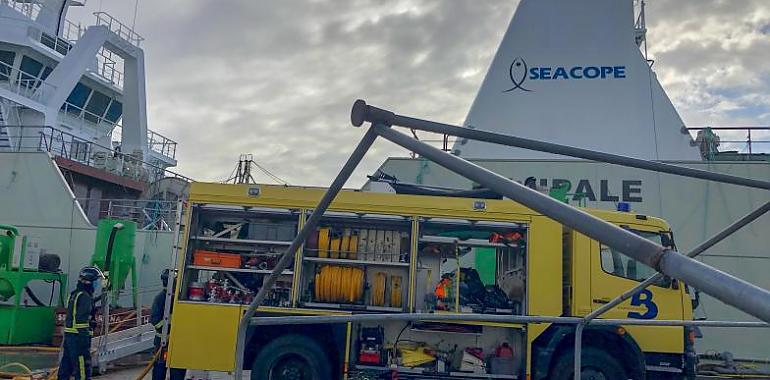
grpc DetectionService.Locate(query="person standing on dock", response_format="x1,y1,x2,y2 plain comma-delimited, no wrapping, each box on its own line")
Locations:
151,269,186,380
58,266,104,380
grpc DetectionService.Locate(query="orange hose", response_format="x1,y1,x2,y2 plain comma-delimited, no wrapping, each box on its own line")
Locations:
134,347,163,380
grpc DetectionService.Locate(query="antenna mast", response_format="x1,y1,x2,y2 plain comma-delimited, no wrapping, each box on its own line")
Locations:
225,154,288,185
634,0,649,60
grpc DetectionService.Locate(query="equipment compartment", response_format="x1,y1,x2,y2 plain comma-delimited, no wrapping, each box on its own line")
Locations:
415,218,527,315
299,211,412,312
352,320,525,379
179,205,300,306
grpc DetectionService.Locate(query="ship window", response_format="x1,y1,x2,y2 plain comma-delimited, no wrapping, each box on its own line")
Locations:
20,56,43,78
40,66,53,80
105,100,123,123
0,50,14,81
65,83,91,110
85,91,110,123
19,56,43,89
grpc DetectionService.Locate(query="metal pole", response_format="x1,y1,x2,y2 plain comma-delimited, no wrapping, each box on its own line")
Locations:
250,313,581,326
233,126,379,379
591,319,770,328
247,313,768,328
161,200,184,346
371,124,770,323
574,323,585,380
660,252,770,320
351,100,770,190
585,201,770,321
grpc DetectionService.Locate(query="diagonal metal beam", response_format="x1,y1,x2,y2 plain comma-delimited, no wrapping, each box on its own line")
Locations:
233,126,379,379
372,123,770,324
351,100,770,190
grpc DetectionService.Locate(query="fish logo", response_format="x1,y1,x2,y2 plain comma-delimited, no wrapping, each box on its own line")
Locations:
504,57,532,92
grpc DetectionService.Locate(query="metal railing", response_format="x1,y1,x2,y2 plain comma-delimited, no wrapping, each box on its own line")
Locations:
231,100,770,380
112,125,177,161
95,46,124,88
75,197,178,231
94,12,144,47
5,0,84,45
38,29,74,56
688,126,770,157
0,125,190,183
3,0,43,20
0,59,57,103
60,101,118,127
147,129,177,160
62,18,86,43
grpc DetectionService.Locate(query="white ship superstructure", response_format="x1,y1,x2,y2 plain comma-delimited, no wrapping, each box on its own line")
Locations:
0,0,184,304
0,0,177,181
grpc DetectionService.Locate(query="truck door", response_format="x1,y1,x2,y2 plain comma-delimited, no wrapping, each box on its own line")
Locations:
589,226,685,354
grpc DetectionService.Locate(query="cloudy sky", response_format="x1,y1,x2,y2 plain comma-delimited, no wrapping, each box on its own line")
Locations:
68,0,770,187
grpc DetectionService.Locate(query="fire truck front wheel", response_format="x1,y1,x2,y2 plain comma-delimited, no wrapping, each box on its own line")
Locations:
550,347,628,380
251,334,332,380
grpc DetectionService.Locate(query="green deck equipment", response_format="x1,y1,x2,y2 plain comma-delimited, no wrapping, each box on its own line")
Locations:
0,224,67,345
91,219,138,307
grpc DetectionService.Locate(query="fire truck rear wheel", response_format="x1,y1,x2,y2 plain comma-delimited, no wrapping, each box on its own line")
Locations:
550,347,627,380
251,335,332,380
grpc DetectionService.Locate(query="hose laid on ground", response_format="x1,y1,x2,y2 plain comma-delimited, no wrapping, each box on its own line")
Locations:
0,346,59,352
133,347,162,380
0,362,32,374
0,362,33,379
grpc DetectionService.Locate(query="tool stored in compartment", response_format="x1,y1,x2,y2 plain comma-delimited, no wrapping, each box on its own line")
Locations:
390,275,402,308
398,343,436,367
371,272,387,306
192,250,241,268
313,265,364,303
358,326,385,365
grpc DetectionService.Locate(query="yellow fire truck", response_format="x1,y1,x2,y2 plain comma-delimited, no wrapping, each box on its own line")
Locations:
167,182,696,380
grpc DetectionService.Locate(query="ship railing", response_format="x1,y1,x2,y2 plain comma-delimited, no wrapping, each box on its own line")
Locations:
0,125,190,183
3,0,44,20
0,59,57,103
95,47,124,88
111,125,177,161
94,11,144,48
147,129,177,160
687,126,770,159
74,197,179,231
62,18,86,43
36,27,75,56
60,100,119,126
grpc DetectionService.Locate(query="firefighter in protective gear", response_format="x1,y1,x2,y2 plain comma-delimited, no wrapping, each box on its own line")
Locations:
58,266,104,380
150,269,185,380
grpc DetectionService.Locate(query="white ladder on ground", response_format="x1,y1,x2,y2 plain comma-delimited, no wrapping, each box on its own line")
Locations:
0,105,11,149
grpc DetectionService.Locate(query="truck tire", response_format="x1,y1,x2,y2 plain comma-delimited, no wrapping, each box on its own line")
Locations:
550,347,627,380
251,334,332,380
